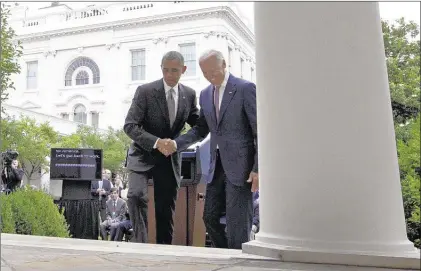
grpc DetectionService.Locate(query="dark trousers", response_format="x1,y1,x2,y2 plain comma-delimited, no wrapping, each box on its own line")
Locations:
127,158,178,244
114,220,132,241
99,207,106,222
204,151,253,249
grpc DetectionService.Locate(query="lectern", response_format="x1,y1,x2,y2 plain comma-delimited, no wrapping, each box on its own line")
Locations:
50,148,103,239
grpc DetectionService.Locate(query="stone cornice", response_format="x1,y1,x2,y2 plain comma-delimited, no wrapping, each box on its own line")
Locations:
16,6,255,48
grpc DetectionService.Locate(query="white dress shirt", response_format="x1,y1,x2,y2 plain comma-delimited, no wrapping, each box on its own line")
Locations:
154,79,179,149
215,71,230,149
215,71,230,110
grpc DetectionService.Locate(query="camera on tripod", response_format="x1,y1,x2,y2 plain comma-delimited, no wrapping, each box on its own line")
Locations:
1,150,20,194
1,150,19,166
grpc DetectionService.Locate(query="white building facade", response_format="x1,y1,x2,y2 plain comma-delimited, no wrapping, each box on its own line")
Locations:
6,2,255,133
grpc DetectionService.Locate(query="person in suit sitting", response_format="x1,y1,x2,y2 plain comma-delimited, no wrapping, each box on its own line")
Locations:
91,169,113,222
100,187,127,241
162,49,259,249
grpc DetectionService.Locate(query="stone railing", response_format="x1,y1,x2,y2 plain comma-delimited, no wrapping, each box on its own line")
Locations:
16,2,227,29
23,17,46,27
121,3,154,12
64,7,109,21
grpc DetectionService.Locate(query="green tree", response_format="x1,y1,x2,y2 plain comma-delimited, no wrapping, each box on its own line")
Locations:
58,126,131,176
0,116,59,181
382,18,420,128
0,4,23,104
397,115,420,248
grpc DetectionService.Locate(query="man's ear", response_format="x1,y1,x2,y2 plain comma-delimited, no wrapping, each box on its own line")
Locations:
222,60,226,69
182,65,187,74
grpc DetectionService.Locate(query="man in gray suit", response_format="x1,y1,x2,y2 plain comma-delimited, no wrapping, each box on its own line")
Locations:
100,187,127,241
163,49,259,249
123,51,199,244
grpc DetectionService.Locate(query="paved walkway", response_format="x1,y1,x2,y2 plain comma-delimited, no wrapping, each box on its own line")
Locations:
0,234,416,271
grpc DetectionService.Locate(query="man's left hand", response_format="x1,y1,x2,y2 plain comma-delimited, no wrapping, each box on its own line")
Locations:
247,171,259,192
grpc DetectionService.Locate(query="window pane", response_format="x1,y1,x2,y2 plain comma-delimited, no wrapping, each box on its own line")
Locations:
91,112,99,128
26,61,38,89
64,57,100,86
180,43,196,76
75,70,90,85
131,50,146,81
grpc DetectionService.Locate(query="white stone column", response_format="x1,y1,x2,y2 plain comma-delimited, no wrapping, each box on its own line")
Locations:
243,2,420,269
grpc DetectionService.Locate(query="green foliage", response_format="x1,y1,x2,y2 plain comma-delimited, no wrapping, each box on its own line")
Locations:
181,123,191,135
0,4,23,104
0,187,70,237
397,115,420,248
382,18,420,126
57,126,131,174
0,116,59,180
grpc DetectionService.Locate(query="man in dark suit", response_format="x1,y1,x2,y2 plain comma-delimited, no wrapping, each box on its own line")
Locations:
163,49,259,249
91,168,113,221
123,51,199,244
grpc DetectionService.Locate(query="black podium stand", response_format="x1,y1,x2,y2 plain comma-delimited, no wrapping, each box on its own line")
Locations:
58,179,99,239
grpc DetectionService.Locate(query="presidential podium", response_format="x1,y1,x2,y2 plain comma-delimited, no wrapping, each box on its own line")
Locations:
50,148,103,240
147,136,210,246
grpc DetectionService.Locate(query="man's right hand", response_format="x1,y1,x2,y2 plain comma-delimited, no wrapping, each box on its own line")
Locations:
156,138,177,157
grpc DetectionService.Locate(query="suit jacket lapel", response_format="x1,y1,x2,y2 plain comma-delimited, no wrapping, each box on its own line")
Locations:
218,75,237,127
153,80,171,129
207,86,217,128
171,84,187,133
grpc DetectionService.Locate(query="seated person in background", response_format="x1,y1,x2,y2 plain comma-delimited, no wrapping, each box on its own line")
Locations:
120,181,129,201
250,190,260,240
91,169,113,222
114,210,132,242
114,175,124,198
100,187,127,241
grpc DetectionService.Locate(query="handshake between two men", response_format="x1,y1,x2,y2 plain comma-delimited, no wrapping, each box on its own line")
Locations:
156,138,177,157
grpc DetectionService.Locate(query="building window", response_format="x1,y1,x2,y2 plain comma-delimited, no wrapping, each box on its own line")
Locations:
240,58,244,78
75,70,90,85
73,104,87,124
26,61,38,89
91,112,99,128
228,47,233,71
179,43,196,77
131,49,146,81
65,57,100,86
60,113,69,120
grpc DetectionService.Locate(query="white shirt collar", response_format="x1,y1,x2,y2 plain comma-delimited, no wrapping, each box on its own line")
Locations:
216,71,230,89
163,79,178,95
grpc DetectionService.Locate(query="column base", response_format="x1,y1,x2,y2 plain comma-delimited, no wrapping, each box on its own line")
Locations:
242,240,420,270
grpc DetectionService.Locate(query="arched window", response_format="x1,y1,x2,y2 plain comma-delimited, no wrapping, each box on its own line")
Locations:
65,57,100,86
75,70,89,85
73,104,87,124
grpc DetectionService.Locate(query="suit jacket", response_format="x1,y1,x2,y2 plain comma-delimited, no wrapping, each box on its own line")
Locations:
123,79,199,185
91,179,112,208
105,197,127,222
175,74,258,186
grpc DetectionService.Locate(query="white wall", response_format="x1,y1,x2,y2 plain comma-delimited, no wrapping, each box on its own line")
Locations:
8,2,255,131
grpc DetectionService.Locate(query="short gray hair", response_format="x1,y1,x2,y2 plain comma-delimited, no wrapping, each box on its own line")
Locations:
199,49,225,63
161,51,184,66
